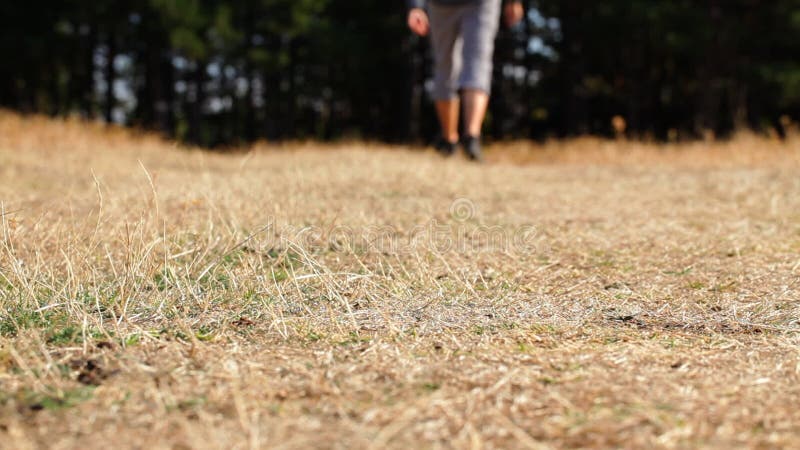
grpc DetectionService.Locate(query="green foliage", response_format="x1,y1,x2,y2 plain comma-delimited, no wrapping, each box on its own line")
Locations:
0,309,64,338
21,386,95,411
46,326,81,346
0,306,103,346
0,0,798,143
421,382,440,392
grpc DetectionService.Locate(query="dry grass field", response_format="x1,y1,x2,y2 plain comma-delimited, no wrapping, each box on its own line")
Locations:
1,111,800,449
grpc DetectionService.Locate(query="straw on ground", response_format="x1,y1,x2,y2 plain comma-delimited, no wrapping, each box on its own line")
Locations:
1,112,799,449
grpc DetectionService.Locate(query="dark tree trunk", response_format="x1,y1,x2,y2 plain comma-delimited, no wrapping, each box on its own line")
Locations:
286,38,297,138
522,0,535,139
407,36,425,142
82,24,97,118
188,62,206,145
105,33,116,123
556,1,585,136
262,69,277,140
243,0,257,141
695,0,725,137
160,51,175,136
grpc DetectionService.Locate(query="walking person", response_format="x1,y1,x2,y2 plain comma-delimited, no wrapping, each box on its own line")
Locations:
407,0,524,161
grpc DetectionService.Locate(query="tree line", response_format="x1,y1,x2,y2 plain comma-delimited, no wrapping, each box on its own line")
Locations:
1,0,798,147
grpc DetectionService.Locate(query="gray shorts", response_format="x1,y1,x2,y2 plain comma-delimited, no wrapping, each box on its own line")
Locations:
428,0,501,100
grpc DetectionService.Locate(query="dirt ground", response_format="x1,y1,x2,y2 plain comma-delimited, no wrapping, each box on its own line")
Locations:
1,113,799,449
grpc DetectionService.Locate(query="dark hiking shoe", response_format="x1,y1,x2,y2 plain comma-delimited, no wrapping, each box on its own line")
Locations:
461,135,483,162
434,137,458,156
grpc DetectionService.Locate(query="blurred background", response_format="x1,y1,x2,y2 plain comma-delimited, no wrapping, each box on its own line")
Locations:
1,1,798,147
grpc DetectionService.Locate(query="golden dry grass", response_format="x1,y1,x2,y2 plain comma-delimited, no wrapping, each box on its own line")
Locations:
1,111,800,449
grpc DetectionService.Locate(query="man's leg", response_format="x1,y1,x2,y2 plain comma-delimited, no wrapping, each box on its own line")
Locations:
428,3,464,152
435,98,460,143
459,0,501,160
462,88,489,138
